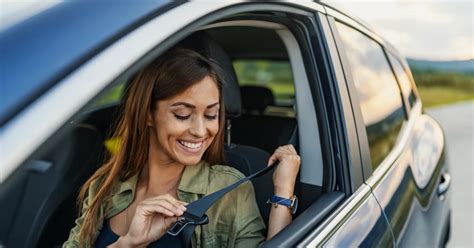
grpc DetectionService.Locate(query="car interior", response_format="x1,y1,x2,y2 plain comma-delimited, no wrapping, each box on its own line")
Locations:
6,19,331,247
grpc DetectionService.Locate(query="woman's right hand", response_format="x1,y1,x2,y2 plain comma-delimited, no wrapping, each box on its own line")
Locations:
114,194,187,247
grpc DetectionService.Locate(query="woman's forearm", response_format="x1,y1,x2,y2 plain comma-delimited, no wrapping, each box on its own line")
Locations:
265,188,294,240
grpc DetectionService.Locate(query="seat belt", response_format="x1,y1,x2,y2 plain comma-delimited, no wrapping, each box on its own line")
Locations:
157,127,298,247
163,161,278,247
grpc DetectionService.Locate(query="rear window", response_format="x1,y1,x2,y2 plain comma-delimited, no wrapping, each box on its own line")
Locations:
233,60,295,117
336,22,406,169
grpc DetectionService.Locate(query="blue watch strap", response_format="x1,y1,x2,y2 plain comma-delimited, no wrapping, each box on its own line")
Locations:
269,195,292,207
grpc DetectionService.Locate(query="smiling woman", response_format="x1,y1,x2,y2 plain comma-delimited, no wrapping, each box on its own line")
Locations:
148,75,221,167
63,48,300,247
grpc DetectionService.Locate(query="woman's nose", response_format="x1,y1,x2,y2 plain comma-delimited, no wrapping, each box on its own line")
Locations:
189,117,206,137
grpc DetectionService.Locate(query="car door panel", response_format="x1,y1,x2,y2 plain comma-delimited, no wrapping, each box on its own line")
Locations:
324,187,394,247
369,112,450,246
301,185,394,246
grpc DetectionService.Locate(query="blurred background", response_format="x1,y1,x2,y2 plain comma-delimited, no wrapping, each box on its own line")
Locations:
328,1,473,247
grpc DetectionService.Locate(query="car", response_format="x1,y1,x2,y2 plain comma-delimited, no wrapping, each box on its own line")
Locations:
0,1,451,247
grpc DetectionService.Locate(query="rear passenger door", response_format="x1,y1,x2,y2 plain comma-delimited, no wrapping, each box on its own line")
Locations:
332,10,449,248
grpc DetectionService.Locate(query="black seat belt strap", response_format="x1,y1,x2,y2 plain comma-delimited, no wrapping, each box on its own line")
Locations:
165,161,278,247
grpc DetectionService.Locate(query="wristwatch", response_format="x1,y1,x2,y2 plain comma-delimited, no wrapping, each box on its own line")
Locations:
266,195,298,215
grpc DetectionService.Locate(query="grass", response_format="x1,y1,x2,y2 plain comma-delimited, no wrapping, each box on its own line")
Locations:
417,86,474,108
412,69,474,108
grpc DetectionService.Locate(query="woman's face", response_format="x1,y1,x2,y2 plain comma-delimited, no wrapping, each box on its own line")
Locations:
148,76,220,166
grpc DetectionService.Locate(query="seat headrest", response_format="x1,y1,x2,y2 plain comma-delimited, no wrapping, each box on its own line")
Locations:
177,32,241,119
240,86,274,114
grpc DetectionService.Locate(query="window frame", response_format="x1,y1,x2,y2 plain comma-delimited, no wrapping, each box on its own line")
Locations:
328,15,410,181
334,19,408,171
386,51,419,117
327,8,425,188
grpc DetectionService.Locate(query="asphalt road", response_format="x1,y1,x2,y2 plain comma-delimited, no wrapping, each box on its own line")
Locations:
427,101,473,248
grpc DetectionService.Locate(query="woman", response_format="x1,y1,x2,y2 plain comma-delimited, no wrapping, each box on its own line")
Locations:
64,48,300,247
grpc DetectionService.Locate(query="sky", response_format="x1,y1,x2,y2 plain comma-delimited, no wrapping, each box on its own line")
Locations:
1,0,472,61
327,0,474,61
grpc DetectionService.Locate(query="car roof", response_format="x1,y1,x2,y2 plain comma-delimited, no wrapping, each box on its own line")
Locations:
0,0,179,126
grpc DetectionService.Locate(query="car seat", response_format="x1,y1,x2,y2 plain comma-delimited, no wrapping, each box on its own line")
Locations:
233,85,297,153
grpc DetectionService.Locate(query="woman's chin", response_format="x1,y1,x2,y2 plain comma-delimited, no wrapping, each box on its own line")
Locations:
175,152,204,166
180,157,202,166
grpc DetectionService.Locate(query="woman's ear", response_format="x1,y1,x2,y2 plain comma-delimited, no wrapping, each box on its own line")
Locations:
147,111,154,127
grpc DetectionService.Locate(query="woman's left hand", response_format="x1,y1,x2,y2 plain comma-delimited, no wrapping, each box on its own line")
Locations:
267,144,301,197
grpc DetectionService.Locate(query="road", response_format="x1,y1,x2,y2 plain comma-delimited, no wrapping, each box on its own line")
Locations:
427,101,473,248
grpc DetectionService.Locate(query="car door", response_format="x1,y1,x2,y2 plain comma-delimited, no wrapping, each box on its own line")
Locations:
329,7,451,248
375,53,450,247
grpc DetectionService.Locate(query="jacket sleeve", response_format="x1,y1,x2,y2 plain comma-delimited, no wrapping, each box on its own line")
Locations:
234,181,266,248
62,193,91,247
63,177,101,248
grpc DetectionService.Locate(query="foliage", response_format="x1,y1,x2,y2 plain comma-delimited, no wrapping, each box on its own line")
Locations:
233,60,295,105
411,68,474,108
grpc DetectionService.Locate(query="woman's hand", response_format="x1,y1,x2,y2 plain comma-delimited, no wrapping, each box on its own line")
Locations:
114,194,187,247
267,144,301,197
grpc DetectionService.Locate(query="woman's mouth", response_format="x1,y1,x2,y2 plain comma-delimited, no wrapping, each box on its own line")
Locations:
177,140,204,153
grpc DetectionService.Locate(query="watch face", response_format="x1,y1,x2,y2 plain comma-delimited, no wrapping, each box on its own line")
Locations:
291,196,298,215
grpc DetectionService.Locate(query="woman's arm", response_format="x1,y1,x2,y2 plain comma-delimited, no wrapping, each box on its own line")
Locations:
265,145,300,240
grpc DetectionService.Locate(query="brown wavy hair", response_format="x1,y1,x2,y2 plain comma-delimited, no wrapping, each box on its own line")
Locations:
77,48,226,244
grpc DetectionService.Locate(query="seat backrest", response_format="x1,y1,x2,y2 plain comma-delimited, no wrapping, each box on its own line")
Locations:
233,115,297,153
233,85,297,153
240,85,274,115
224,144,272,223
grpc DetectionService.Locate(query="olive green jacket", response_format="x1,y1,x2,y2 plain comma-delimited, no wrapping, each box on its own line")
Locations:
63,161,265,247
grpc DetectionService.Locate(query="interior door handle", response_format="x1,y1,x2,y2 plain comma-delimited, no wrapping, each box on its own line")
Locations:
437,172,451,198
27,160,53,174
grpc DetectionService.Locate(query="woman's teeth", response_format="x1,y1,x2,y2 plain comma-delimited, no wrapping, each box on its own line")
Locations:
179,141,203,149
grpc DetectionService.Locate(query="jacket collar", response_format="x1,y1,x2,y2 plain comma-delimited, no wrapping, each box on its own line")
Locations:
178,160,209,195
111,160,209,198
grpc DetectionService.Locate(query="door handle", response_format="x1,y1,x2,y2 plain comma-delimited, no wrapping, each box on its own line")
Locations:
27,160,53,174
437,172,451,198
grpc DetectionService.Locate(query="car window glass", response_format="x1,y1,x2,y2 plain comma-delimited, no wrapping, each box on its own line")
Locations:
233,60,295,117
388,53,416,110
336,22,405,169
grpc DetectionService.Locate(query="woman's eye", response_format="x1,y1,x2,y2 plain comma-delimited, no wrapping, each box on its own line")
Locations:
205,115,218,120
174,114,190,120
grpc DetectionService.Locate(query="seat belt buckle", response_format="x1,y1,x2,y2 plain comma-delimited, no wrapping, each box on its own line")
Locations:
167,212,209,236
